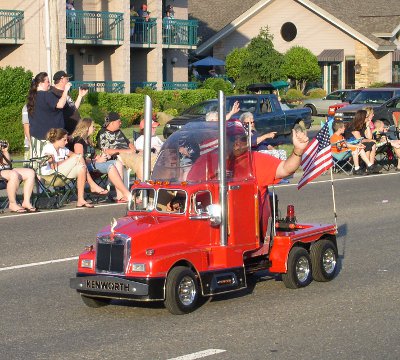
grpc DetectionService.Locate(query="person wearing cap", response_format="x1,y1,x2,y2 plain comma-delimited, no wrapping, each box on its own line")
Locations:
134,118,164,154
50,70,88,135
97,112,147,184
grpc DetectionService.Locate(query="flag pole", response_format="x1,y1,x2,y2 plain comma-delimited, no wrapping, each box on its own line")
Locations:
329,167,338,232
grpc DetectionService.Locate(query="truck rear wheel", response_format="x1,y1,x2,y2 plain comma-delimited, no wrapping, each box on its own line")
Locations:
81,294,111,308
164,266,199,315
282,247,312,289
310,239,338,281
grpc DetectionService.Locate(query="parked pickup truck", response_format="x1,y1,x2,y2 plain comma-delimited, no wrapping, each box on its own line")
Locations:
334,88,400,123
163,94,312,138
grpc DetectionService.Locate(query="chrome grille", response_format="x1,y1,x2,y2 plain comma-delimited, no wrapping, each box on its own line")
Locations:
96,234,130,274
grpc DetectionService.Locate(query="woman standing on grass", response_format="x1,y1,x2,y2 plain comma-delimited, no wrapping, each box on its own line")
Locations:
71,118,131,202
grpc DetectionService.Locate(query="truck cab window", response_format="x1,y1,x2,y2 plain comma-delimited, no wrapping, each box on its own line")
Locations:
192,191,212,214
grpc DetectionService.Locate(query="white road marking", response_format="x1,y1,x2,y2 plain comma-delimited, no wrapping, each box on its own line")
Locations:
0,202,123,219
168,349,226,360
0,256,78,272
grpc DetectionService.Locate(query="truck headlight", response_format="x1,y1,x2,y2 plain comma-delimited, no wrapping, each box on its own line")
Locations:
335,112,343,117
131,263,146,272
166,124,170,128
81,259,93,269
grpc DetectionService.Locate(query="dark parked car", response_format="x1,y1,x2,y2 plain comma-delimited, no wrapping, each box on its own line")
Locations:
334,88,400,122
163,94,312,138
371,96,400,126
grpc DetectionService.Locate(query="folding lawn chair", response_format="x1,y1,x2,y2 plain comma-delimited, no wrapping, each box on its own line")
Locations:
332,150,354,175
30,156,78,209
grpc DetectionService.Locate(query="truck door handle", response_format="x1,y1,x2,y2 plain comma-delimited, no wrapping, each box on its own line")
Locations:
229,185,241,190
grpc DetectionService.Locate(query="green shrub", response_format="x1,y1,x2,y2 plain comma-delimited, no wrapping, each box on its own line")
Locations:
200,78,234,94
0,66,32,107
369,81,386,88
163,108,179,117
306,88,326,98
0,103,24,152
119,106,142,126
283,88,305,103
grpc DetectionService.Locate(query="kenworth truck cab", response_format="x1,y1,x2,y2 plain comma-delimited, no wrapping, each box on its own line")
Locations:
70,102,338,315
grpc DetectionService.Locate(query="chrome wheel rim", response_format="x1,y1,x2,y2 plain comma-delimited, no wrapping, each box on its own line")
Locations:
296,256,310,283
322,248,336,274
178,276,196,306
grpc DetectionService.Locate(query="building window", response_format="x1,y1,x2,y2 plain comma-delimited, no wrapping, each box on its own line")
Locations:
345,57,355,89
281,22,297,42
393,62,400,83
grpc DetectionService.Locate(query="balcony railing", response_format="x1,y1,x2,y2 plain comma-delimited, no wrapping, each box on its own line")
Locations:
71,81,125,93
67,10,123,43
130,17,157,45
0,10,24,43
162,19,198,47
163,82,198,90
131,82,157,92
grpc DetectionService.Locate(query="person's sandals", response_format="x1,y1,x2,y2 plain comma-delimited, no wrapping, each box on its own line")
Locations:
10,208,27,213
91,189,108,196
24,207,38,213
115,198,128,204
76,203,95,208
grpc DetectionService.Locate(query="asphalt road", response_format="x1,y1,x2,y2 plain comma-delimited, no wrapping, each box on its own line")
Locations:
0,172,399,360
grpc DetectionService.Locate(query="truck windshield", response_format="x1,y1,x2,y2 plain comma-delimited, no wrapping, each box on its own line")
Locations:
151,122,254,183
352,91,394,105
129,188,187,213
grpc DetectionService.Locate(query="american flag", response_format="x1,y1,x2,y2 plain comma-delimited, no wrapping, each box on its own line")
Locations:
297,122,333,189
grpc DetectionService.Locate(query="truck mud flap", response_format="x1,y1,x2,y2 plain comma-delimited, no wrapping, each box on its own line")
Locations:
200,267,246,296
70,275,149,296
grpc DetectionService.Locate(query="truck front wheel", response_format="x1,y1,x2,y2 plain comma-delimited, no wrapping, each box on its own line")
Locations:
310,239,338,281
81,294,111,308
282,247,312,289
165,266,199,315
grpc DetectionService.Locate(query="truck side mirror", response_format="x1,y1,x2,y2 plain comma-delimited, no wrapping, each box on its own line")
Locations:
206,204,221,226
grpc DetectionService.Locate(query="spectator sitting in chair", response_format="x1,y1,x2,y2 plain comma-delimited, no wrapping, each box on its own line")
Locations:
97,112,146,181
71,118,131,202
373,119,400,171
331,120,375,175
0,141,37,213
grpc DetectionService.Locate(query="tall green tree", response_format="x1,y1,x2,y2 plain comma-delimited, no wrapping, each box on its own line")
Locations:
225,47,249,82
281,46,321,92
236,27,284,91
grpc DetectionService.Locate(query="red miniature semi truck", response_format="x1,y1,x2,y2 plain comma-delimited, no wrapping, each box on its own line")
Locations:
70,95,338,315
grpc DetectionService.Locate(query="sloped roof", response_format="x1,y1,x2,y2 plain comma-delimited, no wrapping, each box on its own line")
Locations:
189,0,400,53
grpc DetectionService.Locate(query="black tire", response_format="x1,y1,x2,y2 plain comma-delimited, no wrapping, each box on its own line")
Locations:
310,239,338,282
282,247,312,289
304,104,317,116
164,266,199,315
81,294,111,308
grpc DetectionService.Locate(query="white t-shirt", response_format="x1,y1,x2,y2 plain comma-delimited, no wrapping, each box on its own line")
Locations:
135,135,164,153
41,143,70,175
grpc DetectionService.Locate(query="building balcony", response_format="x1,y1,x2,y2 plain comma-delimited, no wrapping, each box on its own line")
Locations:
66,10,124,45
130,17,157,47
71,81,125,93
162,19,198,48
130,18,198,48
0,10,24,44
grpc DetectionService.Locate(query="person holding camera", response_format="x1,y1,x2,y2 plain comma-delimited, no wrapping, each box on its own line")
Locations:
50,70,88,135
71,118,131,202
0,141,37,213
